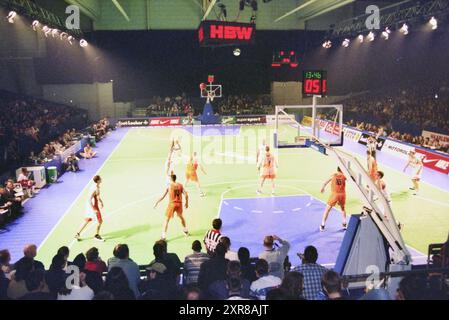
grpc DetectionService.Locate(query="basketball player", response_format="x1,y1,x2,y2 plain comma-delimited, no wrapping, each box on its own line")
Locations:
75,175,105,242
403,150,423,195
185,152,206,197
165,151,175,186
170,138,182,161
367,150,378,182
257,146,278,195
154,174,189,240
320,167,347,232
375,171,392,218
256,138,268,164
367,136,377,159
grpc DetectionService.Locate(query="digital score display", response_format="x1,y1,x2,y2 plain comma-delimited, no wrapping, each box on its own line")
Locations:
302,70,327,97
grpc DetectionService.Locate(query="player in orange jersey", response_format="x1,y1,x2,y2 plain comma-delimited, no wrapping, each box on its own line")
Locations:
320,167,347,232
154,174,189,240
185,152,206,197
257,146,278,196
367,150,378,182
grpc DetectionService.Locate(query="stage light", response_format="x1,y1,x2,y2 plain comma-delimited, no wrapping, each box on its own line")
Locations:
7,11,17,24
32,20,40,31
400,23,409,35
322,40,332,49
233,48,241,56
342,38,350,48
429,17,437,30
80,39,88,47
358,34,364,43
367,31,375,41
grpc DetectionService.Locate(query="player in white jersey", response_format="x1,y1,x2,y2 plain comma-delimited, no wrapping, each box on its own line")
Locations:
375,171,391,218
403,150,423,195
165,151,175,186
367,136,377,159
256,139,268,164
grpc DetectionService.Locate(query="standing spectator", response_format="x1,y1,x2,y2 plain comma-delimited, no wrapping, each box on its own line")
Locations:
221,237,239,261
294,246,328,300
319,270,344,300
20,269,54,300
84,247,107,275
204,218,223,254
104,267,135,300
258,235,290,279
279,271,305,300
22,244,45,271
184,240,210,285
249,259,281,300
198,243,229,295
107,244,141,299
238,247,257,283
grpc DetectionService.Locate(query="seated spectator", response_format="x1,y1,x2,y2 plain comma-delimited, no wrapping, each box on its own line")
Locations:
93,291,114,300
57,246,71,271
184,240,210,285
4,180,23,217
361,288,392,300
20,269,54,300
140,262,175,300
220,237,239,261
83,271,104,295
0,186,13,221
84,247,107,275
279,271,305,300
0,269,8,300
249,259,281,300
7,257,34,299
57,271,94,301
208,260,250,300
204,218,223,254
226,277,250,300
0,249,13,279
104,267,135,300
198,243,229,295
45,254,68,297
441,232,449,268
22,244,45,270
396,274,429,300
80,144,97,159
17,168,36,197
107,244,140,299
65,154,80,172
183,284,202,300
72,253,87,272
238,247,257,283
266,287,288,300
148,240,182,286
294,246,328,300
318,270,344,300
258,235,290,279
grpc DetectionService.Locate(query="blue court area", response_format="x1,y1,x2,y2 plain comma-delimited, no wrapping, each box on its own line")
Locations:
220,195,427,267
0,128,129,262
183,125,241,136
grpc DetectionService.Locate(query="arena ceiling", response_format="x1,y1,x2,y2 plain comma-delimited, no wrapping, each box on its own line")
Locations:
58,0,360,31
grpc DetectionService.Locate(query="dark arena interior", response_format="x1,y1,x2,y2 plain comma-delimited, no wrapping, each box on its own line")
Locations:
0,0,448,307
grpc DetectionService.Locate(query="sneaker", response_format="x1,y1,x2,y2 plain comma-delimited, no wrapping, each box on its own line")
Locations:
75,233,81,241
200,192,206,197
409,187,415,191
319,225,325,232
342,223,347,230
271,191,276,196
256,190,262,195
94,234,105,242
413,192,418,196
183,230,190,237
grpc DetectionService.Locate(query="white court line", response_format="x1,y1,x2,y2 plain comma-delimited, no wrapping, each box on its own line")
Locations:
415,195,449,208
38,129,132,251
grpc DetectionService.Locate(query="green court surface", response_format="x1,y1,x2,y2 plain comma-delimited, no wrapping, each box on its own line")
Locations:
37,126,449,265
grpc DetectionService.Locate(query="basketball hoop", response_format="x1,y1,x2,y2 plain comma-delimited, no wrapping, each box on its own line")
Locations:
199,75,222,102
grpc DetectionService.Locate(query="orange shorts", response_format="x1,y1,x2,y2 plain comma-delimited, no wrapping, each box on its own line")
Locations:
327,193,346,207
166,203,183,219
186,172,198,182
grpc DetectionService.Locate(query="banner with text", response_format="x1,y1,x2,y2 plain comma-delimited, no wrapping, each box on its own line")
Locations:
415,148,449,174
235,115,267,125
422,130,449,144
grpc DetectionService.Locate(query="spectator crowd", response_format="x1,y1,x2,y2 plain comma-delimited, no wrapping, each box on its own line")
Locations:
1,219,447,301
145,94,194,117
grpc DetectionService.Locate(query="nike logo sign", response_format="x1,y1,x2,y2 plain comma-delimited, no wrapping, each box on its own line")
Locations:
422,159,438,163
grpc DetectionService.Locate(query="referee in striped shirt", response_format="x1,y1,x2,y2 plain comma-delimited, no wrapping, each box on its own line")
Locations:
204,218,223,254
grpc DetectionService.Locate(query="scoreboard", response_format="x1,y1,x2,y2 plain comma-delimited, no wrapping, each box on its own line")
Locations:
302,70,327,97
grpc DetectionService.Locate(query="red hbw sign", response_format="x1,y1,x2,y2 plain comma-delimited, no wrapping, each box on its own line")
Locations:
199,21,256,47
